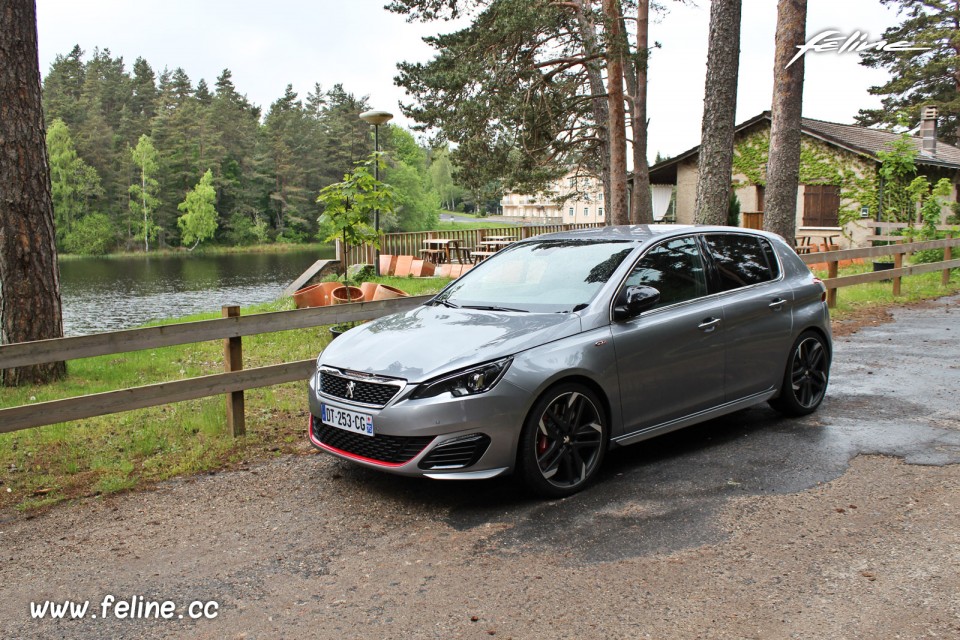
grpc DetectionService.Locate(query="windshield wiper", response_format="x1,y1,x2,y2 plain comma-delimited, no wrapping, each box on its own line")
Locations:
430,298,460,308
460,304,529,313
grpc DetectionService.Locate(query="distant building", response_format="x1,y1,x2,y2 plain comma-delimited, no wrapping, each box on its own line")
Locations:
500,172,605,224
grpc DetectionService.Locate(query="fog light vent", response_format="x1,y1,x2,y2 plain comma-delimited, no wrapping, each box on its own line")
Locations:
418,434,491,470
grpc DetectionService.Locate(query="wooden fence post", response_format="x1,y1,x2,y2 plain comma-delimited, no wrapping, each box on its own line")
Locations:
893,240,903,297
827,259,839,308
222,305,246,437
944,234,953,287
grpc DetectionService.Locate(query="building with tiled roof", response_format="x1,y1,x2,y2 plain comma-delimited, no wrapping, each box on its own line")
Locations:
649,109,960,246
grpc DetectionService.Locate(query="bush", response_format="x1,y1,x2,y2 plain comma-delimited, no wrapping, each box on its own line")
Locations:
728,193,741,227
63,213,116,255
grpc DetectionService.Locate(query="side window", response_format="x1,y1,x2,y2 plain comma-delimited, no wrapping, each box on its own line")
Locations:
625,236,708,308
705,234,777,291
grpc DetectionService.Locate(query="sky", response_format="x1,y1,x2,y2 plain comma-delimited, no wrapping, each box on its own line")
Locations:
36,0,905,162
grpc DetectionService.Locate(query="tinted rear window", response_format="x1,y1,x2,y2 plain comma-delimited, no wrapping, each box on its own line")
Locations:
705,234,779,291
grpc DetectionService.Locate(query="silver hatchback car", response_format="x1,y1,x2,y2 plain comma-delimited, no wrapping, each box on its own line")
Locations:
308,225,831,497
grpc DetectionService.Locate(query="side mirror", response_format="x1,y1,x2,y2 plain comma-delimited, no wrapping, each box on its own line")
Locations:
613,285,660,321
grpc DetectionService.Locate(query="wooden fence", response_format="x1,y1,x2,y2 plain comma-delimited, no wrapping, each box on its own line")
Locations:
800,236,960,307
0,295,432,435
339,222,606,267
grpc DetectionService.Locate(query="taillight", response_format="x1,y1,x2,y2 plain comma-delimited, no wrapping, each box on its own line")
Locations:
813,277,827,302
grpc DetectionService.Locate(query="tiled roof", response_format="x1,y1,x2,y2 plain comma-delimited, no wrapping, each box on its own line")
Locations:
800,114,960,168
650,111,960,173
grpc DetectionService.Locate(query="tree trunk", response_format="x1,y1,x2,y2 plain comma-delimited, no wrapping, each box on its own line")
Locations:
0,0,67,385
694,0,742,225
764,0,807,242
574,0,613,223
630,0,654,224
603,0,629,225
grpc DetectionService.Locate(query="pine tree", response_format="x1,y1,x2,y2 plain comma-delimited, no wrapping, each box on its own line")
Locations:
0,0,66,385
764,0,807,241
856,1,960,143
42,44,86,127
694,0,742,225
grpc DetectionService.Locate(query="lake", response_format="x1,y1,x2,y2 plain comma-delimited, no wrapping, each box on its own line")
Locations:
59,248,335,336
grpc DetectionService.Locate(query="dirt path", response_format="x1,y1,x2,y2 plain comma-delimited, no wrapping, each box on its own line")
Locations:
2,297,958,639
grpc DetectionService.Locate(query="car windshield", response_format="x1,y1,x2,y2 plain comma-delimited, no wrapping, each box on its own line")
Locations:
433,239,635,313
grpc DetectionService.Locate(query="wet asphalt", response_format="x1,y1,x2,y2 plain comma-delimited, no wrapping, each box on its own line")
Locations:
334,295,960,562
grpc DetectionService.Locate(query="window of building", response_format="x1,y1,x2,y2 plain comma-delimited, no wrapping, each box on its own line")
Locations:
569,207,574,217
598,207,604,217
584,207,589,218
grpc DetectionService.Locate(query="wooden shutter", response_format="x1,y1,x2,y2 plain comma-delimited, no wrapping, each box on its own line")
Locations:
802,185,840,227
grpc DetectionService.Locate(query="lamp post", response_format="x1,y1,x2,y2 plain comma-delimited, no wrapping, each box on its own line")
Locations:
359,109,393,276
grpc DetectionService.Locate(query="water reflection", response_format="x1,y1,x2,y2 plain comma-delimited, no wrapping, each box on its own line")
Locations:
59,248,334,336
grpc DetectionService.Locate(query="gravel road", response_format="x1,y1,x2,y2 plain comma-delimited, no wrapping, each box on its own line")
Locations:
2,296,958,639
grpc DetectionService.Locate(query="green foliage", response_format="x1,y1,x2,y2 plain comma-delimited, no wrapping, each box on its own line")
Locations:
46,118,104,247
62,213,116,256
902,177,956,263
129,134,162,251
382,127,441,231
728,193,740,227
42,47,472,253
177,169,219,250
390,0,606,197
317,153,395,274
855,1,960,144
733,129,847,188
428,145,464,210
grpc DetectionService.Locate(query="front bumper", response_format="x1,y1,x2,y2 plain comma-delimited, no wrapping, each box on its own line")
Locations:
307,370,530,478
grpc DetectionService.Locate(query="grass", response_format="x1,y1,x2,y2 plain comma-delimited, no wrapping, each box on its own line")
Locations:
811,260,960,320
0,275,450,512
2,257,958,514
58,242,332,261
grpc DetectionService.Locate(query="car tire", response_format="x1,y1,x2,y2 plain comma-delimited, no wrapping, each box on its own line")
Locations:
769,330,830,416
518,383,608,498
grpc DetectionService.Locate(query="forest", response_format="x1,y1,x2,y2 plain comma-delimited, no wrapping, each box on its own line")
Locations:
41,46,468,255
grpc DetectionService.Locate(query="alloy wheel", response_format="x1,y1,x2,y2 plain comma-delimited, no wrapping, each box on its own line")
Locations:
534,390,605,489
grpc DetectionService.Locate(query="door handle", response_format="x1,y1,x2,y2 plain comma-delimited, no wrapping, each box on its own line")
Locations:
698,317,721,332
768,298,787,310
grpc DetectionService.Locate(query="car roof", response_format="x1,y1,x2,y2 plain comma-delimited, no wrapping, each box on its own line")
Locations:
529,224,781,244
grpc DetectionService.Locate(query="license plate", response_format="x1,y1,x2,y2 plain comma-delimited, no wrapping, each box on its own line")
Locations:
320,403,374,437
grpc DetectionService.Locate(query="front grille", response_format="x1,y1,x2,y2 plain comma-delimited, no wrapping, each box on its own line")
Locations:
319,370,401,408
418,434,491,470
312,419,433,465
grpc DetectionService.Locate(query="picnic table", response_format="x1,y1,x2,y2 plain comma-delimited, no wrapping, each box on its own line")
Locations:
420,238,469,264
795,232,840,254
472,237,517,263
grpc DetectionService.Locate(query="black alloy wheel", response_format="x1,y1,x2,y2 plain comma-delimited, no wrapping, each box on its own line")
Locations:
519,383,608,498
770,330,830,416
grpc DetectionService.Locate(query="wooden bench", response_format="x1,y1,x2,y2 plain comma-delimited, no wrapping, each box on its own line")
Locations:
419,248,447,263
470,250,498,263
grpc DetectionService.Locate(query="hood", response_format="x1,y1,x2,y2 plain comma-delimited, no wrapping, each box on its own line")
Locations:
319,305,582,382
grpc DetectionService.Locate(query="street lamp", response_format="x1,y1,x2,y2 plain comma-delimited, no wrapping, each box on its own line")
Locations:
359,109,393,276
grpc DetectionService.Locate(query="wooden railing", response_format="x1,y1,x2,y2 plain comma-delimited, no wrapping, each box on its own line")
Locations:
800,237,960,307
864,220,959,243
0,295,432,434
338,223,606,267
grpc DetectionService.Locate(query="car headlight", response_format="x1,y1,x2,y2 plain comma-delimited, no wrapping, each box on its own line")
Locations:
411,358,512,399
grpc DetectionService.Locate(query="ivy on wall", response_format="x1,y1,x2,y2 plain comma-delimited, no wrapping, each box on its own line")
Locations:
731,128,878,231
